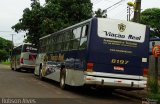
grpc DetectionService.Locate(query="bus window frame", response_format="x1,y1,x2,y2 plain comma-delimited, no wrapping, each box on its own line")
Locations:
39,22,90,54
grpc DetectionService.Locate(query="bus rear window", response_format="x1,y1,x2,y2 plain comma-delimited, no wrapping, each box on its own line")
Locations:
22,45,37,53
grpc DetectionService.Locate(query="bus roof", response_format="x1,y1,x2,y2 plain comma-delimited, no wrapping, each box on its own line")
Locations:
40,18,93,40
14,43,34,48
39,17,147,40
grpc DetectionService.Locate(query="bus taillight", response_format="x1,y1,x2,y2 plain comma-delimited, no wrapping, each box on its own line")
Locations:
29,55,32,60
20,58,24,64
143,68,148,77
87,63,94,72
29,55,36,60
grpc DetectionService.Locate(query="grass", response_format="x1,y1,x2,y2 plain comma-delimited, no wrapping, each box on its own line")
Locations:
148,93,160,103
149,93,160,100
147,79,160,103
0,61,10,65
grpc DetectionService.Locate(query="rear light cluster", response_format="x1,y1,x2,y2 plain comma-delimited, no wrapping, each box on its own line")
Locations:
85,77,93,80
86,62,94,72
29,55,36,60
143,68,148,77
20,58,24,64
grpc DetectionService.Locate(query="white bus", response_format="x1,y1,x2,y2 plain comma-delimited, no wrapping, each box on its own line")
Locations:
10,43,37,71
34,18,149,90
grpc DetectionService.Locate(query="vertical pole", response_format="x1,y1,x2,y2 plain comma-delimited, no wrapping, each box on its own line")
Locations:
12,34,14,47
11,34,14,53
127,6,129,21
155,57,158,92
133,0,141,23
128,7,131,21
105,9,107,18
10,34,15,63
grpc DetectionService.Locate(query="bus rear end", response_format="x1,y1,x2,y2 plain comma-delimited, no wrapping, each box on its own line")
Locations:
20,44,37,70
84,18,149,90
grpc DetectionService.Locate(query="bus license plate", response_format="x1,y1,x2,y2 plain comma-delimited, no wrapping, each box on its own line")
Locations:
114,66,124,71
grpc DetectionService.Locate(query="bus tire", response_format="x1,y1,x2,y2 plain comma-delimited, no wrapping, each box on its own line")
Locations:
39,68,44,80
60,69,66,90
11,65,14,70
14,65,20,71
15,68,20,72
14,64,17,71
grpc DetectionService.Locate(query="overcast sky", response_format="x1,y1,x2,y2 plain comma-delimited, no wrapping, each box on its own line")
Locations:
0,0,160,46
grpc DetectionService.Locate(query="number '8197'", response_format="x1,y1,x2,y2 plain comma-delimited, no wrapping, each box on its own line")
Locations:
111,59,129,65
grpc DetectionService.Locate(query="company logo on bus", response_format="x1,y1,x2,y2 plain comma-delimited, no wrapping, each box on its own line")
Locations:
118,23,126,32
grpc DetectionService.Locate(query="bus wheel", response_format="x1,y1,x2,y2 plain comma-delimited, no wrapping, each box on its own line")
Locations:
11,65,14,70
14,65,17,71
60,69,66,90
39,69,44,80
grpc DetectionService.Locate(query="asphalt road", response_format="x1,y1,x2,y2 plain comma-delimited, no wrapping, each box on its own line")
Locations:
0,64,141,104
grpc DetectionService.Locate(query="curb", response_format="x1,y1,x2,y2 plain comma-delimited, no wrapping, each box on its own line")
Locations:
114,89,147,100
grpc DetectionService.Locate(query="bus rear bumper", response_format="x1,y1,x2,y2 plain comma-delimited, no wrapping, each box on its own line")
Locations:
20,64,35,69
84,76,147,89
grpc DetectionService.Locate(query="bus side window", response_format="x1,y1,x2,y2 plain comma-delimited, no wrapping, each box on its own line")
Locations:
73,27,81,39
81,25,88,37
41,39,47,53
79,38,87,49
65,31,71,41
70,30,74,39
69,40,74,50
73,39,80,49
39,40,42,53
63,31,70,51
53,35,58,52
69,27,81,50
79,25,88,49
49,37,53,52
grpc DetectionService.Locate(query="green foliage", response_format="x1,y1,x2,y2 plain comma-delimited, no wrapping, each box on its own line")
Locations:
0,37,12,50
0,37,12,62
0,37,12,51
94,8,107,18
0,61,10,65
140,8,160,37
0,50,8,62
149,93,160,102
12,0,44,46
147,79,160,103
59,0,93,24
12,0,93,46
148,80,159,94
148,87,160,103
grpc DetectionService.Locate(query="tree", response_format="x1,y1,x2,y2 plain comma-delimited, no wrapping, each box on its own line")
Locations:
59,0,93,24
41,0,65,35
12,0,44,46
41,0,93,38
0,50,8,62
0,37,12,62
12,0,93,46
140,8,160,37
140,8,160,94
0,37,12,51
94,8,107,18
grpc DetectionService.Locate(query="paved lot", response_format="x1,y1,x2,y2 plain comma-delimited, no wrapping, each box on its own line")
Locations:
0,64,141,104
